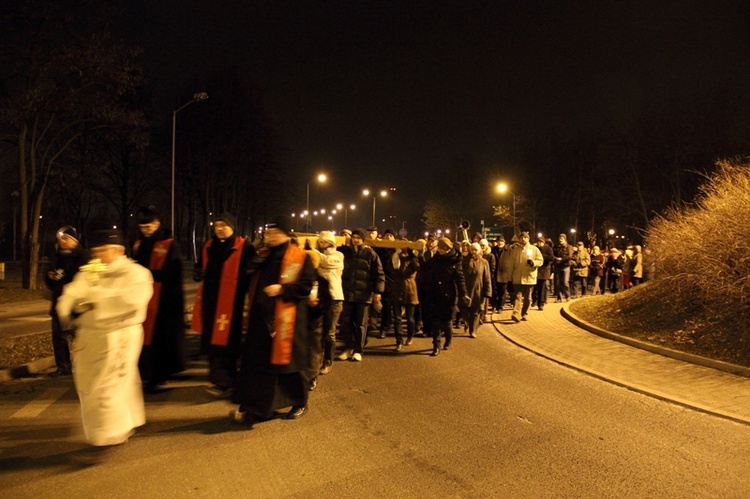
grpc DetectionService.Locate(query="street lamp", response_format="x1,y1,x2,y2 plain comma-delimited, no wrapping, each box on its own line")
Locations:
336,203,356,227
496,183,516,235
306,173,327,232
363,189,387,226
171,91,208,233
570,228,577,243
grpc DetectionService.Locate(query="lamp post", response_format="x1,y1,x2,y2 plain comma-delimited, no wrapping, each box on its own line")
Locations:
171,92,208,233
336,203,356,227
306,173,327,232
496,183,516,235
363,189,387,226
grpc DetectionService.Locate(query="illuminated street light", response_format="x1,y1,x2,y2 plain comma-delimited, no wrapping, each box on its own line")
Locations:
363,189,387,226
496,182,516,235
306,173,327,231
171,91,208,233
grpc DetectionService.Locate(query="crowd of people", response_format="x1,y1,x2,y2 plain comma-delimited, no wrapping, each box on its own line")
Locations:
46,208,651,464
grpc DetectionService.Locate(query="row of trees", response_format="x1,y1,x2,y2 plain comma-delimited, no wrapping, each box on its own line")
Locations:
421,88,750,247
0,1,288,289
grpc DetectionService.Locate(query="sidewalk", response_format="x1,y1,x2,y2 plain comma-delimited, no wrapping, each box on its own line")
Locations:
492,301,750,426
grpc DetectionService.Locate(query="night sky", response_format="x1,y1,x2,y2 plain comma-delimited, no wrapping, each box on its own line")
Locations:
112,0,750,229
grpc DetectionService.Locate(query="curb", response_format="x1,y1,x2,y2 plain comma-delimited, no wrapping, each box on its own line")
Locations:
0,356,56,383
561,303,750,378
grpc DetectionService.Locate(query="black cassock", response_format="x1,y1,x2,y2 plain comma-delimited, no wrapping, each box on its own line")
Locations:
134,228,186,384
232,242,315,418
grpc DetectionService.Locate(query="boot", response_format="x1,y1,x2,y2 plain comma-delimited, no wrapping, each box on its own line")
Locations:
405,321,414,345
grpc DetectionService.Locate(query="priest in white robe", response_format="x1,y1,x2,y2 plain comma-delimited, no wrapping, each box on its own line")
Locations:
57,227,153,464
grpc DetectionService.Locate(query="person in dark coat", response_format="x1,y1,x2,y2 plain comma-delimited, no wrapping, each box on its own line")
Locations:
337,228,385,362
44,226,90,376
132,206,186,392
192,213,255,398
230,215,316,425
532,236,555,310
460,242,492,338
420,237,469,356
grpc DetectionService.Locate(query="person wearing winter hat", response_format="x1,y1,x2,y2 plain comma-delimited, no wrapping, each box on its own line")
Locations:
461,242,492,338
193,212,256,398
57,224,153,464
312,230,344,376
420,234,469,356
132,205,186,392
479,238,497,319
337,226,384,362
44,226,91,377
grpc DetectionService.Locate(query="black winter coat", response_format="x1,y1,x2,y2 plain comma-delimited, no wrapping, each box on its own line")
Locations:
420,249,467,321
341,243,385,303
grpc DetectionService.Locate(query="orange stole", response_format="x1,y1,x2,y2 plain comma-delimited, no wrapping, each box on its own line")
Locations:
191,236,245,346
247,244,308,366
140,238,173,346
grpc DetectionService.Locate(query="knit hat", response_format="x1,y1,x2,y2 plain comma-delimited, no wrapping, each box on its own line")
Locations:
214,212,237,231
340,227,352,237
437,237,453,250
383,228,396,237
318,230,336,246
266,215,294,236
56,226,79,242
352,228,366,239
480,238,489,246
470,242,481,252
137,205,160,224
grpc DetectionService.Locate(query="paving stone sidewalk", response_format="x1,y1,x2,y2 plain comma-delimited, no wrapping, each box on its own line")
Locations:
491,301,750,426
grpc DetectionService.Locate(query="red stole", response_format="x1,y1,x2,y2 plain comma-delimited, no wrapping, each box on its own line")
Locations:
191,236,245,346
247,244,308,365
139,239,173,346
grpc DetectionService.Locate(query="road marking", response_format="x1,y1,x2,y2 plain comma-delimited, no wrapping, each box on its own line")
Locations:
10,388,70,418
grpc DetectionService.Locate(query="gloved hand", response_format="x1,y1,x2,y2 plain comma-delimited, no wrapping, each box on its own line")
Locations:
460,295,471,308
527,259,535,267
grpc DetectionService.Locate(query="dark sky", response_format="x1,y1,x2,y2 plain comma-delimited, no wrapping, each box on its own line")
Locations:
113,0,750,228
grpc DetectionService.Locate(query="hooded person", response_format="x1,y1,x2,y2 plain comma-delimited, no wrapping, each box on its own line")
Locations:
230,214,317,424
132,205,186,392
192,212,256,398
57,224,153,463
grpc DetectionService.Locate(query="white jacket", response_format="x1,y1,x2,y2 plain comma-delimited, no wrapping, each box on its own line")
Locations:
317,246,344,301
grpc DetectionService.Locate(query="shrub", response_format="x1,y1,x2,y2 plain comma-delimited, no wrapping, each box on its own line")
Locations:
647,158,750,358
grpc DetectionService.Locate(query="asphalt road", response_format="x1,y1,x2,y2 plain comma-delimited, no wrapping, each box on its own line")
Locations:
1,321,749,498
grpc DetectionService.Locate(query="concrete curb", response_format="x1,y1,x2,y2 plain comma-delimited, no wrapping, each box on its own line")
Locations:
561,303,750,378
0,356,56,383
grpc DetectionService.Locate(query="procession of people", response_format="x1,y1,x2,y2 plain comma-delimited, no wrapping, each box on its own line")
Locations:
51,208,647,464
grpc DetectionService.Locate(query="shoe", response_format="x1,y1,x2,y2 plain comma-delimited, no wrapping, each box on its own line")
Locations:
538,306,544,311
443,343,451,350
511,316,521,323
286,405,308,420
521,316,528,321
351,352,362,362
72,444,119,465
229,408,254,426
394,344,402,352
463,325,469,333
204,385,233,399
48,368,72,378
337,350,353,361
378,332,386,339
319,361,332,375
309,378,318,391
469,332,476,338
430,348,440,357
405,338,413,346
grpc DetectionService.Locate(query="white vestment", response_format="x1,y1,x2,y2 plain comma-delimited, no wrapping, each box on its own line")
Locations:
57,255,153,446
